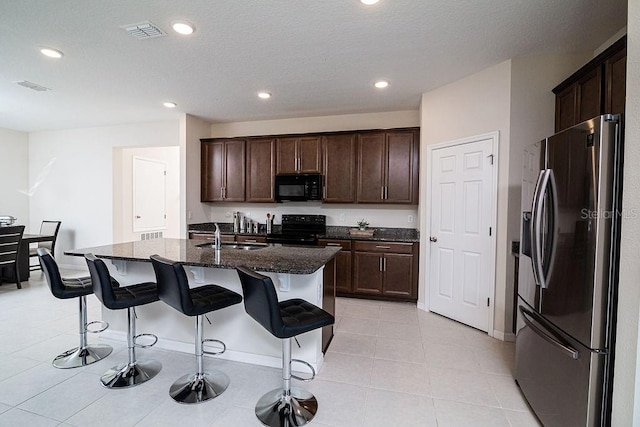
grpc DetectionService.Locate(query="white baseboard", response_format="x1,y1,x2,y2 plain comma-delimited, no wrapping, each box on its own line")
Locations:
100,330,324,371
417,302,428,312
493,330,516,342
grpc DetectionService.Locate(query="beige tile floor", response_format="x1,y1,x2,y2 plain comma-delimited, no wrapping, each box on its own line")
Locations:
0,272,540,426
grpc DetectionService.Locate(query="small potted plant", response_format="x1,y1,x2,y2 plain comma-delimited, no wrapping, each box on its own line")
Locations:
357,219,369,231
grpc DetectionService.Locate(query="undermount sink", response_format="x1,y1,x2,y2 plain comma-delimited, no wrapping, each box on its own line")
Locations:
196,242,268,251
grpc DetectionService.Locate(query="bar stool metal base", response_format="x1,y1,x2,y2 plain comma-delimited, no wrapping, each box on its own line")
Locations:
255,387,318,427
100,359,162,388
169,370,230,404
52,344,113,369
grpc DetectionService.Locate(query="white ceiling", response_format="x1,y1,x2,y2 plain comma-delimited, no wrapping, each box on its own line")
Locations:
0,0,627,133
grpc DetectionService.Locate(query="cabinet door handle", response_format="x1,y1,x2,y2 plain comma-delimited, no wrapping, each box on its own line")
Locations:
220,187,224,199
379,257,383,271
244,239,257,243
383,258,386,272
327,243,341,246
375,245,391,249
381,186,385,200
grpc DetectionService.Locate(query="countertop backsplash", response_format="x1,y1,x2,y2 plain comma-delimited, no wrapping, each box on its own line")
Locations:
188,222,419,242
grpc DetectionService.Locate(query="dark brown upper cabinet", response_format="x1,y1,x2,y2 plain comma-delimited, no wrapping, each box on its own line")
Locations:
246,138,276,202
276,136,322,174
201,139,245,202
554,36,626,132
604,46,626,116
322,133,357,203
357,129,418,204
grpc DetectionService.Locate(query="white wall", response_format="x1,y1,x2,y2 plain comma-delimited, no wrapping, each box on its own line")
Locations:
113,146,181,243
612,2,639,424
419,60,512,335
183,114,213,231
195,110,421,228
0,128,29,223
505,52,591,333
205,203,417,229
209,110,419,138
29,121,180,268
418,53,590,337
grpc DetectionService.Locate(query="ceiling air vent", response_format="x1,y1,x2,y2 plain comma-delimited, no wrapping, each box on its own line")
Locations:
122,21,167,39
15,80,51,92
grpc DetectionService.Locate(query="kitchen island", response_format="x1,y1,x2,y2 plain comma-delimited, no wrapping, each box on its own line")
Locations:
65,238,339,370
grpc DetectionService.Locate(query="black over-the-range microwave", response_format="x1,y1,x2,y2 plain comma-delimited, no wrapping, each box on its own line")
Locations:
274,174,322,202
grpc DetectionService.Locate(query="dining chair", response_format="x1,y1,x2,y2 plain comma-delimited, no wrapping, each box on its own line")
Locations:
0,225,25,289
29,220,61,271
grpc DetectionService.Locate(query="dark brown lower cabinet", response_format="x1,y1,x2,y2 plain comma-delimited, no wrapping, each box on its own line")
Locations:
318,239,352,294
352,241,418,302
322,257,336,353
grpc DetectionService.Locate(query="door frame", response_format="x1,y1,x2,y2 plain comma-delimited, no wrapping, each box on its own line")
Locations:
423,131,499,337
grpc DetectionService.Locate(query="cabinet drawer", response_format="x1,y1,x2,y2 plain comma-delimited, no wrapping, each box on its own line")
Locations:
353,241,413,254
318,239,351,250
190,232,216,241
189,232,235,242
236,235,267,244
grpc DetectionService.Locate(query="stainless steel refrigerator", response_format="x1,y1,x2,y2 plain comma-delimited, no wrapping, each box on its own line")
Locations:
516,114,623,426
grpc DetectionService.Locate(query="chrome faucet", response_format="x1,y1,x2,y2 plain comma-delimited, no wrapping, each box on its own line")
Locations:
214,223,221,250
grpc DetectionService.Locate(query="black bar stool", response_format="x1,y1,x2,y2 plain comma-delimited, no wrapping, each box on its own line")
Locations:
236,266,335,427
85,254,161,388
150,254,242,404
37,248,113,368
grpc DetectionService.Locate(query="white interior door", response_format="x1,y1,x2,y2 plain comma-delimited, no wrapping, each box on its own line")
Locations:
133,157,166,232
428,136,495,331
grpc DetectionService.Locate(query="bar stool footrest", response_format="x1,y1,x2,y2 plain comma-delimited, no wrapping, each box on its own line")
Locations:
86,320,109,333
133,333,158,348
202,339,226,356
291,359,316,382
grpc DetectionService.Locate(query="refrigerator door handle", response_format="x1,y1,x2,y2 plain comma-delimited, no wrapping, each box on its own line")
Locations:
544,169,560,287
531,169,550,288
520,306,580,360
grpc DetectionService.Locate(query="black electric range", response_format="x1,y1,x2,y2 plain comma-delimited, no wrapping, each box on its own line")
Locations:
266,214,326,246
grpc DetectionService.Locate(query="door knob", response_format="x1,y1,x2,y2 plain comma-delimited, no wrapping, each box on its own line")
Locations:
136,215,141,219
429,236,437,242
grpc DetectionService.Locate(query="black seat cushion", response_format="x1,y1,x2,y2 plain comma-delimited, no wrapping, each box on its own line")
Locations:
236,266,335,339
187,284,243,317
108,282,159,310
278,299,335,339
150,254,242,317
86,253,158,310
39,248,94,299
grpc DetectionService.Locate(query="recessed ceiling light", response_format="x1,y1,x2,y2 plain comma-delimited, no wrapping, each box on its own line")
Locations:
374,80,389,89
163,101,177,108
361,0,380,5
40,48,63,59
258,92,272,99
172,22,195,35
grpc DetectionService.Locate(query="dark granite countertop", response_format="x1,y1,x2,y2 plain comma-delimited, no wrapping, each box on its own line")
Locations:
188,223,419,243
65,238,340,275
